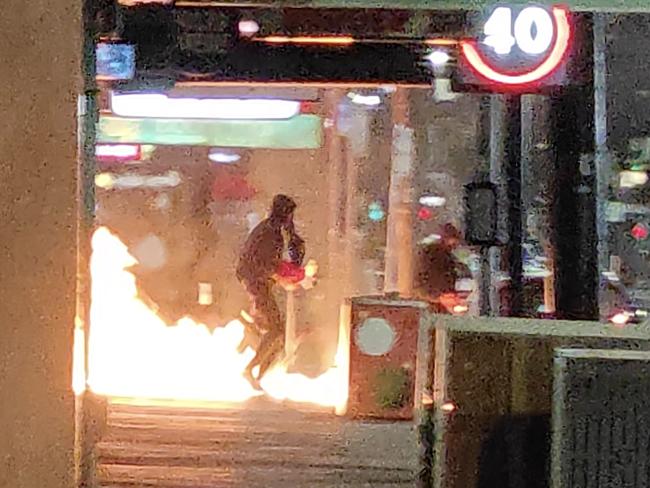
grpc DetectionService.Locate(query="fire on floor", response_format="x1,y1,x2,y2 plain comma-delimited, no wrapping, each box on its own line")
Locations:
75,227,350,410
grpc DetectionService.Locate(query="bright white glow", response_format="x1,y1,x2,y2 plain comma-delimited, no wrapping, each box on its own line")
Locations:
208,150,241,164
483,6,554,56
514,7,554,55
620,170,649,188
426,50,451,66
347,93,381,107
611,312,630,326
110,93,302,120
95,171,181,190
441,402,456,413
95,173,115,189
483,7,516,55
238,19,260,36
96,144,140,159
419,195,447,207
452,305,469,315
602,271,620,282
198,283,213,306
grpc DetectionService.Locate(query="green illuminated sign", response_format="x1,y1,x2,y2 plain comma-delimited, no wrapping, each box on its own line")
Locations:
97,115,323,149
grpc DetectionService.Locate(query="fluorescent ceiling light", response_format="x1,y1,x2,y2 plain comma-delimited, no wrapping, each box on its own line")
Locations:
602,271,620,282
95,171,181,190
96,144,140,160
110,92,302,120
620,170,648,188
419,195,447,207
209,150,241,164
347,93,381,107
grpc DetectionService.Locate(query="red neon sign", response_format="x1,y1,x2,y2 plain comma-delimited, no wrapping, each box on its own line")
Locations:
460,6,571,87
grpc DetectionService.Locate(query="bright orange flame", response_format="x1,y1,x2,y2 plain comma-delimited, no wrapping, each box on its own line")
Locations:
460,6,571,86
84,227,349,410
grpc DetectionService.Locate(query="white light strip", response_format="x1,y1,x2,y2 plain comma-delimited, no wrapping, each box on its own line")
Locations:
419,195,447,207
96,144,140,159
96,171,181,190
347,93,381,107
110,92,302,120
208,151,241,164
620,170,649,188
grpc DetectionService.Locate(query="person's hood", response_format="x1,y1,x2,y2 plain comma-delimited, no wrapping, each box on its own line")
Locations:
269,194,297,220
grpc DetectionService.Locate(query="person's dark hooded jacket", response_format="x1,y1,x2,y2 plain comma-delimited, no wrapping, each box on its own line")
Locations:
236,195,304,284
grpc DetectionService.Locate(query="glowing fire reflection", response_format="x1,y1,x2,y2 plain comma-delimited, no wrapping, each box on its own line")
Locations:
80,227,348,411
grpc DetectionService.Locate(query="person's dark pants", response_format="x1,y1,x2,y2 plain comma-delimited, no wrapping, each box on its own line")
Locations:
241,277,285,380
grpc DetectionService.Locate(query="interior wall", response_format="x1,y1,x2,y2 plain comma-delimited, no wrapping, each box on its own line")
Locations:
0,0,80,486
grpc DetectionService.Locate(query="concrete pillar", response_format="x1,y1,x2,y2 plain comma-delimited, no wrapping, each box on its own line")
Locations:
0,1,80,487
384,88,415,297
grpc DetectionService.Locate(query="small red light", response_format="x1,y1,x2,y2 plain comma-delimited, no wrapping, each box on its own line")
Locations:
632,223,649,240
417,207,433,220
300,101,319,114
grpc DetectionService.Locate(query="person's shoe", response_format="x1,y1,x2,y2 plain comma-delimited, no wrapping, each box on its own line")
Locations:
243,369,263,391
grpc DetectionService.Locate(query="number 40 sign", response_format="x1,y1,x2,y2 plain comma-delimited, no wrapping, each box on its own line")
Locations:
460,4,572,87
484,6,555,55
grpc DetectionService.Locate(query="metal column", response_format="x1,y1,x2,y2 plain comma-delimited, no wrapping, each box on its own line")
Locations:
490,95,523,316
594,13,611,316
